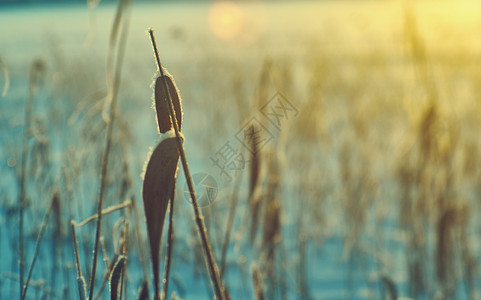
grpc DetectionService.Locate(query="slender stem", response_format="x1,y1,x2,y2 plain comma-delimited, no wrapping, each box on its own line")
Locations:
75,200,131,227
89,1,130,298
19,62,37,298
71,222,82,278
21,195,54,300
119,205,131,300
161,188,176,300
89,77,113,300
132,196,149,280
88,112,116,299
220,173,242,278
71,221,87,300
149,29,225,300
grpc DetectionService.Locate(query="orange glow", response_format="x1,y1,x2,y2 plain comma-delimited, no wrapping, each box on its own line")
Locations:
209,1,244,40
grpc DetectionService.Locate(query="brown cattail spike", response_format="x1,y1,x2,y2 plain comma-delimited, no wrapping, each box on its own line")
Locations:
154,75,182,134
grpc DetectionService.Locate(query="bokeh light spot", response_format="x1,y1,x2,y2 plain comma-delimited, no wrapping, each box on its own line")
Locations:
209,1,244,40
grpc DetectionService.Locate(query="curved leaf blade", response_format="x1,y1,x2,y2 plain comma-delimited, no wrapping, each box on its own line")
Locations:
142,137,180,299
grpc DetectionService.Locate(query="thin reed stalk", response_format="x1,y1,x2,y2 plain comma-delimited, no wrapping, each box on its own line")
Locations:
149,29,225,300
71,201,131,300
119,205,131,300
251,265,265,300
89,1,131,298
19,59,45,297
75,200,131,227
21,191,56,300
71,221,87,300
248,124,262,244
131,197,149,281
220,173,243,278
161,188,176,300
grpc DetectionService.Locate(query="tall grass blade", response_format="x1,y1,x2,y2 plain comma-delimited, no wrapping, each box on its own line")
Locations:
142,136,180,300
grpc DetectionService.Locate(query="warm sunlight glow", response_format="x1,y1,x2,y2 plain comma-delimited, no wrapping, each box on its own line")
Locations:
209,1,244,40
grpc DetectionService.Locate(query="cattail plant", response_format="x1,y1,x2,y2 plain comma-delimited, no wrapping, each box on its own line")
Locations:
141,46,183,300
145,29,225,300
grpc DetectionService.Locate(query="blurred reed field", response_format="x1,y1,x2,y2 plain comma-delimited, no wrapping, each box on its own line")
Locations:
1,0,481,299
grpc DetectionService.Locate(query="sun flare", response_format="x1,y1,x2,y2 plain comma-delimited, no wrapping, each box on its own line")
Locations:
209,1,244,40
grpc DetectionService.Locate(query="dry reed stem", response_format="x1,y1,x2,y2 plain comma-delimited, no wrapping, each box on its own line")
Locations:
261,155,282,296
262,156,281,252
51,189,62,292
142,137,179,300
220,173,243,278
94,247,118,299
119,205,131,300
248,124,261,199
436,206,457,294
161,187,176,300
19,59,45,296
149,29,225,300
71,221,87,300
131,197,149,281
262,200,280,259
89,0,131,298
21,191,57,300
248,124,262,244
251,264,265,300
298,234,309,300
74,200,132,227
